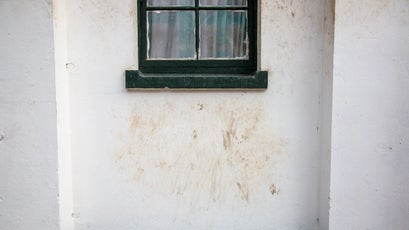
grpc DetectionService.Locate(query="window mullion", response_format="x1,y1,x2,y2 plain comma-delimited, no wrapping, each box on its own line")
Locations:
195,0,199,60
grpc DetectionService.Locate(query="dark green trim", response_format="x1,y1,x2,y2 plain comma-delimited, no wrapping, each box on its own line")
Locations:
126,70,268,89
140,60,256,74
132,0,264,90
138,0,258,74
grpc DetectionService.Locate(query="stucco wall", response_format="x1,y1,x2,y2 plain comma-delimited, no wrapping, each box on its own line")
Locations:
62,0,329,229
329,0,409,229
318,0,335,229
0,0,59,229
5,0,408,229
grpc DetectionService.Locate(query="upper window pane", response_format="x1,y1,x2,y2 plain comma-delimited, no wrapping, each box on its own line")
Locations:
199,10,248,59
148,0,195,6
147,11,196,59
200,0,247,6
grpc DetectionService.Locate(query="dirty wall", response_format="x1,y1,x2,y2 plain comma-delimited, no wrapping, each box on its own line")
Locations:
3,0,409,229
62,0,328,229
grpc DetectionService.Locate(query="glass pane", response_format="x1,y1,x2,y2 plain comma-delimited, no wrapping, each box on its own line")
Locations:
199,10,248,59
148,11,196,59
200,0,247,6
148,0,195,6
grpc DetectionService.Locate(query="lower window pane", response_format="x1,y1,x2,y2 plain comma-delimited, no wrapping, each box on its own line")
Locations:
199,10,248,59
148,11,196,59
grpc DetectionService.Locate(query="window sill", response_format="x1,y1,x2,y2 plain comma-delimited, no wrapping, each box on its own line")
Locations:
125,70,268,90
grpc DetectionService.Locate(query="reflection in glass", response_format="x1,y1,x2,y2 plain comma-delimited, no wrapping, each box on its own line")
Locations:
199,11,248,59
148,11,196,59
148,0,195,6
200,0,247,6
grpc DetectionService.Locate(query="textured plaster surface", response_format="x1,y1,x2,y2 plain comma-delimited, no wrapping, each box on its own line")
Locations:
64,0,328,229
0,0,59,229
330,0,409,229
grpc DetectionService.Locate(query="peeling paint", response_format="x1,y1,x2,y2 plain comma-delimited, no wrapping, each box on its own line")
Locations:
65,63,75,70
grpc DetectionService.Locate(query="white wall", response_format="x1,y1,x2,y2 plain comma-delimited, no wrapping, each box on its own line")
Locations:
329,0,409,229
6,0,409,229
318,0,334,229
61,0,329,229
0,0,59,229
53,0,74,229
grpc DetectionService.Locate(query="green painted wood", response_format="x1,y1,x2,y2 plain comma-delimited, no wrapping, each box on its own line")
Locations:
131,0,264,90
138,0,258,74
125,70,268,89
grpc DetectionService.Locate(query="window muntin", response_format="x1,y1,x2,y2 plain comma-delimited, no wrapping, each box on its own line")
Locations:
139,0,257,74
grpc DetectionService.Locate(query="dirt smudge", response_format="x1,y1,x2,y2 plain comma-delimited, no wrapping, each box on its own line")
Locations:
236,182,249,202
192,130,198,140
128,114,140,134
116,100,286,206
270,184,279,195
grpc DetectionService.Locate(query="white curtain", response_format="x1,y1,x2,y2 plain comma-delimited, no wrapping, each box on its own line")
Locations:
147,0,248,59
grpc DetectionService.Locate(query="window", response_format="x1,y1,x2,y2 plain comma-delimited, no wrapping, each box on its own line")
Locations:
126,0,267,89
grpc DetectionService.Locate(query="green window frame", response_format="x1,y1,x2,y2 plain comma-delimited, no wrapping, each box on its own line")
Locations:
126,0,267,89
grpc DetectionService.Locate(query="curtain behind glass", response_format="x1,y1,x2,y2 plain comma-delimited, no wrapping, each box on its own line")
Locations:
200,0,246,6
148,11,196,59
148,0,194,6
147,0,248,59
199,10,248,59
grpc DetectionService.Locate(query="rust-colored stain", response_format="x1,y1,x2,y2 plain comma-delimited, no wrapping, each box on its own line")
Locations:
116,100,285,205
128,114,140,134
236,182,249,202
263,0,306,20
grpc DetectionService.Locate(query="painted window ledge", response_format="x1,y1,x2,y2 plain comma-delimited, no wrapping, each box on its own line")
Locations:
125,70,268,90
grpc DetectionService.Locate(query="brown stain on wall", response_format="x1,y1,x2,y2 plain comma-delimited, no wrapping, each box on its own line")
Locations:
270,184,279,195
262,0,307,21
236,182,249,202
116,100,285,205
192,130,198,140
128,114,140,134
